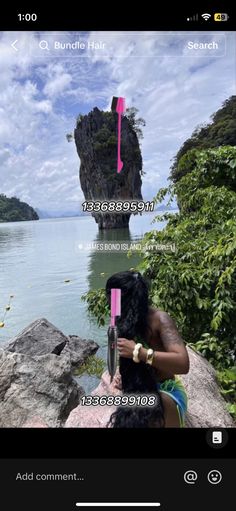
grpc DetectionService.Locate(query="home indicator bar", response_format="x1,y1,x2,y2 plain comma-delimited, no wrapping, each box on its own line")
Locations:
75,504,161,508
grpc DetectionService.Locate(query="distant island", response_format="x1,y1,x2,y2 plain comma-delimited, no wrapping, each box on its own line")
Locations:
35,207,90,219
0,194,39,223
155,204,177,211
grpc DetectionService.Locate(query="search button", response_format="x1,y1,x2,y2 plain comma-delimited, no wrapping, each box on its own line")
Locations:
39,40,50,51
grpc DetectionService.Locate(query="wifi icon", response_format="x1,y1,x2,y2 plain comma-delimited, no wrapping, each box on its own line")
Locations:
202,13,211,20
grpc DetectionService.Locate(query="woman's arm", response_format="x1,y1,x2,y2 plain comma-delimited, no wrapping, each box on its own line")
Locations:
140,311,189,374
139,346,189,375
117,311,189,375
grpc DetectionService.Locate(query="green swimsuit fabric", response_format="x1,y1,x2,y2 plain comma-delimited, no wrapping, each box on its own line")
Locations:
157,377,188,427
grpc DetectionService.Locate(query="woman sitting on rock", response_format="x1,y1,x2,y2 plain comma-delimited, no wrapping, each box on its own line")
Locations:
106,271,190,428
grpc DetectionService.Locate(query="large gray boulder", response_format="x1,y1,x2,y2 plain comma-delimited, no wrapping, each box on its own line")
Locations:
182,348,234,427
0,318,99,428
6,318,98,366
0,349,82,427
65,348,235,428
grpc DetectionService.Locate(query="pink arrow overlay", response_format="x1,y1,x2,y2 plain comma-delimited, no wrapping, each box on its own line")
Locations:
116,97,126,173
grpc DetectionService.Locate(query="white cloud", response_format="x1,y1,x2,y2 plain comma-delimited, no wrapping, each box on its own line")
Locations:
43,63,72,97
44,73,72,96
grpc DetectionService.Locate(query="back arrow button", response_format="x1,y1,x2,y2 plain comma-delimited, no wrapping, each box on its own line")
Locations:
11,40,18,51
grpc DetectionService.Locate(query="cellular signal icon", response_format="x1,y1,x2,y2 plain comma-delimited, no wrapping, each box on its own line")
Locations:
202,13,211,21
187,13,198,21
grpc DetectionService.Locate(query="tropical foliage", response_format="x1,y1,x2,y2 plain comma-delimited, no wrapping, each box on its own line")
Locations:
82,145,236,417
171,96,236,182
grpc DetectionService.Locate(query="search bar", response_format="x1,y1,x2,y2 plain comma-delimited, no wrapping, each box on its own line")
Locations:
33,33,225,58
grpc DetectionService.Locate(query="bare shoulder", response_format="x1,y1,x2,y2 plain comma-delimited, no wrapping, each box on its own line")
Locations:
150,308,183,346
150,309,176,328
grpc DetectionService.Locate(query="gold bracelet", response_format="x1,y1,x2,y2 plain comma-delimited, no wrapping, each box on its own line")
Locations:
146,348,154,365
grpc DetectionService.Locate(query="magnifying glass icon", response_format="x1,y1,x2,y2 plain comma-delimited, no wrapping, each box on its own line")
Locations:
39,40,49,50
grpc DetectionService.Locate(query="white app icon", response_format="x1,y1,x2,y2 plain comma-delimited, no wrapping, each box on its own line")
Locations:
212,431,222,444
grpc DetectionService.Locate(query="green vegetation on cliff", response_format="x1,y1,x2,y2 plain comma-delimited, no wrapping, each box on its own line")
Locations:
0,194,39,223
171,95,236,182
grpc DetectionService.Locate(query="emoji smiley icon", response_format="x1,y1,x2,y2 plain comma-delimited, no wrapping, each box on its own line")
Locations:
207,470,222,485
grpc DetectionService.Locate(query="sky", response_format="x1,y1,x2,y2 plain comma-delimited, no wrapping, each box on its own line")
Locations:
0,31,235,215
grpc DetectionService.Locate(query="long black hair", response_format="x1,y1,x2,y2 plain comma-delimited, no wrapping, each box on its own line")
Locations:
106,271,165,428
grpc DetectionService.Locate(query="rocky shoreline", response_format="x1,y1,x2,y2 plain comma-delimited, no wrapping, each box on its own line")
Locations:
0,318,98,427
0,318,234,428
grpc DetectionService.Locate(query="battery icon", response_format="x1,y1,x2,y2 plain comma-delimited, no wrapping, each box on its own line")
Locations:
214,13,229,21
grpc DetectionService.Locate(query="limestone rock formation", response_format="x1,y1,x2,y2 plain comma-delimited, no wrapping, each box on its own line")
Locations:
74,108,143,229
